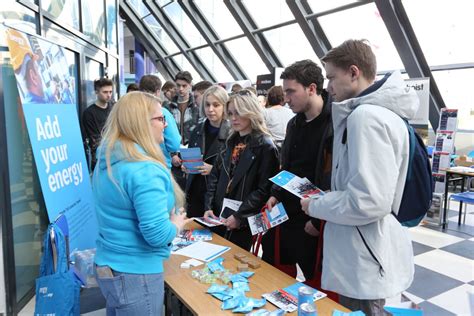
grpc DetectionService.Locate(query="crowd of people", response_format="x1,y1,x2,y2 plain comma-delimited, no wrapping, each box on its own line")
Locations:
85,39,418,316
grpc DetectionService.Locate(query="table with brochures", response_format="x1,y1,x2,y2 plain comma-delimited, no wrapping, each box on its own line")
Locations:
164,222,349,315
442,167,474,229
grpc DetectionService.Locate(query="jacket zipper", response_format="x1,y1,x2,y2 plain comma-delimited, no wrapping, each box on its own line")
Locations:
356,227,385,277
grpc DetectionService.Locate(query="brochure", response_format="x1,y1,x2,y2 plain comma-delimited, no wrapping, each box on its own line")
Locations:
219,198,243,219
432,151,450,173
435,131,454,153
180,147,203,174
269,170,325,199
438,108,458,132
262,282,327,313
194,216,223,227
184,228,212,241
247,203,289,236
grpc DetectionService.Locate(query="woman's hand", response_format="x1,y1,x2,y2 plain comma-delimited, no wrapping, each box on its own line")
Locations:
304,220,320,237
171,155,182,167
300,198,311,215
196,162,213,176
204,210,218,219
170,208,192,232
223,215,240,230
181,165,189,174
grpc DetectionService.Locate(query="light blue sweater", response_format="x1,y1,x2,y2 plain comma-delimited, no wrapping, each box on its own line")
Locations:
93,142,177,274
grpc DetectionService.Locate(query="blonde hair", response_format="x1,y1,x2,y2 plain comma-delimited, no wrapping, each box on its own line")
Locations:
201,85,229,119
97,91,184,208
227,91,270,137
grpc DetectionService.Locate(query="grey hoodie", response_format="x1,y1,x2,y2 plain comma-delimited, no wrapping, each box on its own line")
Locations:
308,71,417,299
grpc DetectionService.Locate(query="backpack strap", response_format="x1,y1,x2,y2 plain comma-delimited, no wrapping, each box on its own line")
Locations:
402,119,416,181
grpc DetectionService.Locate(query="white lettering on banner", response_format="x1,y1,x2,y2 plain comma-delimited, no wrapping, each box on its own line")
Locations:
36,115,61,141
40,144,68,173
48,162,83,192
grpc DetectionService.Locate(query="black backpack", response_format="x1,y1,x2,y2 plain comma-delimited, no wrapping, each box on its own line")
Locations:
396,120,433,226
342,119,433,227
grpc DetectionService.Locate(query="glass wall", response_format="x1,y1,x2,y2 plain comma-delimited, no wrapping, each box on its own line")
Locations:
85,58,104,106
106,0,118,53
82,0,106,46
42,0,80,30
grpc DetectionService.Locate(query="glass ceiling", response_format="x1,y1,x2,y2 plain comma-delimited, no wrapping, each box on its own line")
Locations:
122,0,474,130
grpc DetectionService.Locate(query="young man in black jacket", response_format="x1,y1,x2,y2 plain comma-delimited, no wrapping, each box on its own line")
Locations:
263,60,333,281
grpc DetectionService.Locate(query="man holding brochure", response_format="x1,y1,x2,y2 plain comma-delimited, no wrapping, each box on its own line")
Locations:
263,60,333,281
301,40,415,315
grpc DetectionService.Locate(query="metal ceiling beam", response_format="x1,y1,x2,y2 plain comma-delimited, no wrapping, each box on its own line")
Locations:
286,0,331,59
178,0,247,80
375,0,444,130
120,1,180,78
224,0,283,72
143,0,216,82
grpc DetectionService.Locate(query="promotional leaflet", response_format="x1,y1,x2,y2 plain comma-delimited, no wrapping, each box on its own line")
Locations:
432,151,450,173
435,131,455,153
180,147,203,174
247,203,289,236
262,282,326,313
438,109,458,132
219,198,243,219
194,216,223,227
269,170,325,199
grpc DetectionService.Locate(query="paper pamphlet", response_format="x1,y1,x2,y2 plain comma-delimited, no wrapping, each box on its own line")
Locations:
269,170,325,199
435,131,454,153
262,282,327,313
432,151,450,173
438,109,458,132
219,198,242,219
194,216,223,227
247,203,289,236
180,147,203,174
172,241,230,262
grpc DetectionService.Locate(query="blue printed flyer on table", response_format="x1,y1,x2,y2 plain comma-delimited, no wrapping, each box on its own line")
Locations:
269,170,325,199
181,147,203,174
262,282,327,313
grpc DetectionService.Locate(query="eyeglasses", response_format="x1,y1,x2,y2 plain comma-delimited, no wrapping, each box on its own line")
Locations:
151,115,166,123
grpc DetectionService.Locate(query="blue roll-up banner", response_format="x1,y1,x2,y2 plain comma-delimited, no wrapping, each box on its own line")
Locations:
4,27,98,253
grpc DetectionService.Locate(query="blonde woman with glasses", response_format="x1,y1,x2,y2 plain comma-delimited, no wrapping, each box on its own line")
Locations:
203,90,279,250
92,91,191,315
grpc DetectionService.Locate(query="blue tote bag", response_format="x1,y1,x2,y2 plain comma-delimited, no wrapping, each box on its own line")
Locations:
34,223,80,316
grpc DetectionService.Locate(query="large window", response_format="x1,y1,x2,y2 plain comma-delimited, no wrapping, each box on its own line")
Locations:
195,47,234,82
432,69,474,131
85,58,104,106
0,2,37,35
143,15,180,55
194,0,243,40
241,0,294,29
42,0,79,30
106,0,118,53
162,2,207,48
318,3,404,72
171,54,202,83
225,37,268,82
264,24,321,68
308,0,358,13
82,0,106,46
402,0,474,66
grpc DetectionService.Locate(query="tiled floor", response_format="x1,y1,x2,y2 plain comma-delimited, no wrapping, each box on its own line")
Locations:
20,202,474,315
404,201,474,315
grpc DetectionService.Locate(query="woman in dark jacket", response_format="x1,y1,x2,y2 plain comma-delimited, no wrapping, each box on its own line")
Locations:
204,90,279,250
185,85,231,217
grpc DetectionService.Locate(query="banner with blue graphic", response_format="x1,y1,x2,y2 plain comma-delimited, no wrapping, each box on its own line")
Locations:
5,27,97,252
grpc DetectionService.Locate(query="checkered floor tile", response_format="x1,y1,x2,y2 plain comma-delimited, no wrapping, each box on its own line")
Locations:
404,201,474,315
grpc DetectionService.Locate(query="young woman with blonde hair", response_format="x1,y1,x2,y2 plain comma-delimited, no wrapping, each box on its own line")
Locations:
204,90,279,250
92,91,191,315
184,85,231,217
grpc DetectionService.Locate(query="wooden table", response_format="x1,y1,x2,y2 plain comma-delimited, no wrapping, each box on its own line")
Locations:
443,167,474,229
164,222,350,315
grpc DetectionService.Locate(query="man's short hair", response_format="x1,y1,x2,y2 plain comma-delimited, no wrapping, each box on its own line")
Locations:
192,80,213,93
126,83,139,93
280,59,324,95
266,85,284,106
174,71,193,84
139,75,162,93
321,39,377,81
94,78,113,91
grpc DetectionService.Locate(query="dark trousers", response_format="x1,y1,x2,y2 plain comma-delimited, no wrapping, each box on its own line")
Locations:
261,225,318,280
339,295,389,316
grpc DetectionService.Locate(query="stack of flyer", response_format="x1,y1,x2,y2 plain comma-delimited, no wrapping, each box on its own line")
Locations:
180,147,203,174
269,170,325,199
262,282,326,313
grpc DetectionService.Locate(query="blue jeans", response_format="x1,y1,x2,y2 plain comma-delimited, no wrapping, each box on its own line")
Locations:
96,267,164,316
